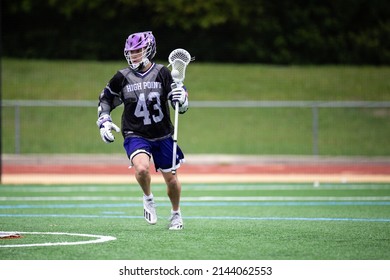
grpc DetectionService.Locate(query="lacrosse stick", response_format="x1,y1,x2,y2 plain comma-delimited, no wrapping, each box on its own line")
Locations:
168,48,194,174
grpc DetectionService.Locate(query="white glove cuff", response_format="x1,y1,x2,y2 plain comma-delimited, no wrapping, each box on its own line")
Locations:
97,114,112,128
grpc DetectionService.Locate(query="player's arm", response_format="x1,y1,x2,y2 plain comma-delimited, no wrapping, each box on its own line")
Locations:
96,73,123,143
98,72,123,117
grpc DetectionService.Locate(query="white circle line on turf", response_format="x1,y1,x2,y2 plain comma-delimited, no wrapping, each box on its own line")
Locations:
0,232,116,248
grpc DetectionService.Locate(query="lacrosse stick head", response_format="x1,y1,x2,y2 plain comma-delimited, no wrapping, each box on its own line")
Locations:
124,31,156,72
168,48,194,84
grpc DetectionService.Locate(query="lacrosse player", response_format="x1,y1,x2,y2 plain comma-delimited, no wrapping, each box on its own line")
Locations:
96,31,188,230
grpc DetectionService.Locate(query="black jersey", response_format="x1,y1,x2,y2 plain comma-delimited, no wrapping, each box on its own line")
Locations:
98,63,175,140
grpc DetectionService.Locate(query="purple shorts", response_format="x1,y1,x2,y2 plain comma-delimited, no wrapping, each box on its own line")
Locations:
123,136,185,172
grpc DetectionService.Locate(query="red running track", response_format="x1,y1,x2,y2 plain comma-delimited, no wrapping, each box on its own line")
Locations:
3,163,390,175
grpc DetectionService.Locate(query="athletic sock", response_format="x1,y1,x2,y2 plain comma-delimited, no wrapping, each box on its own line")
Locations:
144,193,154,200
171,209,181,215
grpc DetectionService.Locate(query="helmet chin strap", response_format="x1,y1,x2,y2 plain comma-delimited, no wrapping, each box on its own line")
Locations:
142,59,151,69
131,58,151,72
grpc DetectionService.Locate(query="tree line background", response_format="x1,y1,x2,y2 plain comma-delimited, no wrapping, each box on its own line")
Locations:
2,0,390,64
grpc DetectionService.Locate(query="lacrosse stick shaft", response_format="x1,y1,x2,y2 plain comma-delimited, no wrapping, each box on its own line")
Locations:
172,101,180,174
168,48,193,175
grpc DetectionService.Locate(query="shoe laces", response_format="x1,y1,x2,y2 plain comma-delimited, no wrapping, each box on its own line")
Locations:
170,212,182,223
144,198,155,209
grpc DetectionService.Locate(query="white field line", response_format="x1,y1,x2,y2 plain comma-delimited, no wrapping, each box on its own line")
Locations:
0,231,116,248
1,196,390,201
1,186,142,192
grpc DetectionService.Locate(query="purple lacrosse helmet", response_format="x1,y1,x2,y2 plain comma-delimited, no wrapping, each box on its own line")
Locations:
124,31,156,71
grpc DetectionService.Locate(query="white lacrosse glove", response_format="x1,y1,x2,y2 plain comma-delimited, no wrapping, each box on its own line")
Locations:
96,114,120,143
169,85,188,113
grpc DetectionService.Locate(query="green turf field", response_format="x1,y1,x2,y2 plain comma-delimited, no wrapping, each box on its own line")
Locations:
3,58,390,101
1,183,389,260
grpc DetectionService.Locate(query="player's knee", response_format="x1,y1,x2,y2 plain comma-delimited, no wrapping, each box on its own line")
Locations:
138,167,150,177
134,163,150,178
165,176,179,189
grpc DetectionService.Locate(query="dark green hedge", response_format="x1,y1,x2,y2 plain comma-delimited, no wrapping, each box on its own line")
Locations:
2,0,390,64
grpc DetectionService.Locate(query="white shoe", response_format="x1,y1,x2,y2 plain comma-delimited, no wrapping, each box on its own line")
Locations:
168,212,183,230
143,196,157,225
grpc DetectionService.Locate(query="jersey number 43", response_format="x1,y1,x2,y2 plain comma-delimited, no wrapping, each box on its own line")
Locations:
134,92,164,125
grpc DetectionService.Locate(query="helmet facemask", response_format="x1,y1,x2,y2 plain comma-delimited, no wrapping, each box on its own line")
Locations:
124,31,156,72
